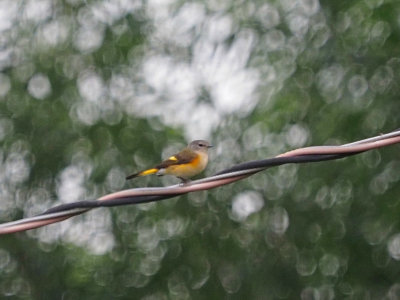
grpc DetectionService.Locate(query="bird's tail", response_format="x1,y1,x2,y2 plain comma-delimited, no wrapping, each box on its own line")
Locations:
126,168,158,180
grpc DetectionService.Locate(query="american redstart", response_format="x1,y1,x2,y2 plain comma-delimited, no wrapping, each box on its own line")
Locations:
126,140,213,183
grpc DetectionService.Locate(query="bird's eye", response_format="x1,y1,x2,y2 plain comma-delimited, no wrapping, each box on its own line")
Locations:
199,143,204,147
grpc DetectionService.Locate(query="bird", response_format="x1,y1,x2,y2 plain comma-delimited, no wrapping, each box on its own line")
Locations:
126,140,213,183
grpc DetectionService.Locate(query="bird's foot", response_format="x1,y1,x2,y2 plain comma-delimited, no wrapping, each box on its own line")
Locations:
178,177,191,186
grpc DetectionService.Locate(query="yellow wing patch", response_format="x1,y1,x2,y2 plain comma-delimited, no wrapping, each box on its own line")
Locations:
168,156,178,161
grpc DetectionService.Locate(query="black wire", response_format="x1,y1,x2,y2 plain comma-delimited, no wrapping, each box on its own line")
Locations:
42,194,180,214
215,153,355,175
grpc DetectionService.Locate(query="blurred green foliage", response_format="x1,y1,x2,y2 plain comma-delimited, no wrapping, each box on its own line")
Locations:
0,0,399,299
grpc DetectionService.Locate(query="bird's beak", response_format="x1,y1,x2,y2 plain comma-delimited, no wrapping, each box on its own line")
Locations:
208,145,213,148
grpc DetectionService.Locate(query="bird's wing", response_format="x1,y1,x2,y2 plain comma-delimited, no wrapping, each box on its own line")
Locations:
156,148,197,169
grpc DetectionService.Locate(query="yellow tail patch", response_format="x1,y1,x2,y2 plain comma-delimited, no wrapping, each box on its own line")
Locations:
139,168,158,176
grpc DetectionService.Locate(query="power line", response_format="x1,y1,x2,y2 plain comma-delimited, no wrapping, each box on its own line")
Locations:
0,129,399,235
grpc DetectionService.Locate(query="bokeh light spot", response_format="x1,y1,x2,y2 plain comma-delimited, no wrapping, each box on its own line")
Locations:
319,254,340,276
218,264,241,294
27,74,52,100
348,75,368,98
74,25,105,53
268,206,290,235
23,0,52,23
256,4,280,29
0,73,11,97
387,233,400,260
231,191,264,222
296,251,317,276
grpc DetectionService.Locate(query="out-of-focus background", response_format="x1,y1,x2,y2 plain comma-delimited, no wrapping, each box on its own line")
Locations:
0,0,399,298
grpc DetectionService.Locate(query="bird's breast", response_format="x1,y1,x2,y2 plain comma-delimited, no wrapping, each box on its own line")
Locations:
164,152,208,179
